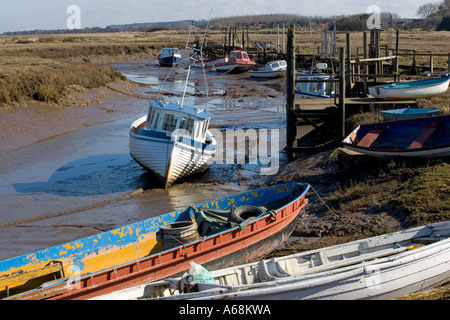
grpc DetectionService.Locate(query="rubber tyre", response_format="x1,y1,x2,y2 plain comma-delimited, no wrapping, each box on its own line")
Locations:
228,205,263,224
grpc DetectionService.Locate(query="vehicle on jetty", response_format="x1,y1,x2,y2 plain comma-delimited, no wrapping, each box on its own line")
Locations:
0,183,310,300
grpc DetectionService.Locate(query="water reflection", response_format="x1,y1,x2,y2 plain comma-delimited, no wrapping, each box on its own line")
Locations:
12,154,152,196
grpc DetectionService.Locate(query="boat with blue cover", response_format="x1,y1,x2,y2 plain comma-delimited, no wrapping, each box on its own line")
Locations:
0,183,310,300
342,114,450,158
380,108,440,121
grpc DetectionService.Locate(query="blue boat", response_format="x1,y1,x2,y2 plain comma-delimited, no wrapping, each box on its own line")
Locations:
158,47,182,67
380,108,440,121
0,183,310,300
342,114,450,158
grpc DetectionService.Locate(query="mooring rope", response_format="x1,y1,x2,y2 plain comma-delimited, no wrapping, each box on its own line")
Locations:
309,184,364,235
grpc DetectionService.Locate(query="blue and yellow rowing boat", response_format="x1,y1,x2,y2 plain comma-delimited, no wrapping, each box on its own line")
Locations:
0,182,310,300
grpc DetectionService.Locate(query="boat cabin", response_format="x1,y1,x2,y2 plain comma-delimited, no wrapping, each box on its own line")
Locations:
228,50,252,64
144,100,213,143
160,48,181,56
266,60,287,71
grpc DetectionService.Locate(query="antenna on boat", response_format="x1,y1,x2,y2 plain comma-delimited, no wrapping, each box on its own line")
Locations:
180,21,195,109
198,8,212,112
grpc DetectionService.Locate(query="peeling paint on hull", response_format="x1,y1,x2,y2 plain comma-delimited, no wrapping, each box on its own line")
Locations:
1,183,310,300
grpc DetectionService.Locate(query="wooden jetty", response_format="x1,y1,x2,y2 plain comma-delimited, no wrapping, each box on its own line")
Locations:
285,26,424,160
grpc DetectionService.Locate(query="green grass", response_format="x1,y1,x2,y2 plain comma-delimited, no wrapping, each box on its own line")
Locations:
327,160,450,229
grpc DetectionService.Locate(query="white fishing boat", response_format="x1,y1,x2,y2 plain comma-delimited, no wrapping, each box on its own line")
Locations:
129,101,216,187
130,24,216,188
93,221,450,300
369,76,450,100
295,75,335,98
248,60,287,78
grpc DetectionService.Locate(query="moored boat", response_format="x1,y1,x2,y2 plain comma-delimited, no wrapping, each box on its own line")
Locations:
129,100,216,187
94,221,450,300
369,76,450,100
341,114,450,158
380,108,440,121
295,75,335,98
158,47,182,67
248,60,287,79
215,50,256,73
1,183,311,300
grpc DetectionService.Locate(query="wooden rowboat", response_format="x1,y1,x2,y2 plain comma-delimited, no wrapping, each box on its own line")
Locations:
94,221,450,300
0,183,310,300
342,114,450,158
369,76,450,100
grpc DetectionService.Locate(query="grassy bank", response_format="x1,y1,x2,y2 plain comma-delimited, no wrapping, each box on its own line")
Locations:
0,32,172,110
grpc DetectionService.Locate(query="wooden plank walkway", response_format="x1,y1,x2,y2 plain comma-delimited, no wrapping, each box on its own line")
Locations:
294,97,417,112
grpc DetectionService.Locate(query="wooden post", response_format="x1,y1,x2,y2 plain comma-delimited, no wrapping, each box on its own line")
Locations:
447,52,450,73
395,30,399,82
345,33,352,96
430,53,434,74
339,47,346,140
363,32,368,96
286,25,296,161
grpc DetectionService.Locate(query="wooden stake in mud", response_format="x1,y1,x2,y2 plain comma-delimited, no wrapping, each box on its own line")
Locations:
286,25,296,161
339,46,346,140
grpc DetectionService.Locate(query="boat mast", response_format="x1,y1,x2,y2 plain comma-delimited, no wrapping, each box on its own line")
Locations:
199,9,212,112
180,21,194,109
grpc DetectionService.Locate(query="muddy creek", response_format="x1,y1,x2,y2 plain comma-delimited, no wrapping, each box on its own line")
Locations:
0,59,296,260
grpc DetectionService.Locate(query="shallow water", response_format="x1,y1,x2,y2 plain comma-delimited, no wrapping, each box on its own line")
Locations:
0,59,289,260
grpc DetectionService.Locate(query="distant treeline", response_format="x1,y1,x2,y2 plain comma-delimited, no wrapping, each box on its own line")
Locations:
4,8,447,36
206,13,404,31
416,0,450,30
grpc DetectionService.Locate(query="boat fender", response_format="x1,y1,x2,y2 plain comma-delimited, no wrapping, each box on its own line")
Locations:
227,205,264,224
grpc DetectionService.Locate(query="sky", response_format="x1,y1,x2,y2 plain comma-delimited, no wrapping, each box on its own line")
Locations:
0,0,433,34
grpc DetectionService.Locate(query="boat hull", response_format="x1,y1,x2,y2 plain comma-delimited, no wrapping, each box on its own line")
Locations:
129,116,216,186
215,63,255,73
248,70,286,78
198,239,450,300
116,222,449,301
342,114,450,158
158,55,182,67
369,77,450,100
380,108,440,121
2,183,310,300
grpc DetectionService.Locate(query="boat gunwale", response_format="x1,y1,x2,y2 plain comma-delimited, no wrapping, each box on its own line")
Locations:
4,183,310,300
342,114,450,154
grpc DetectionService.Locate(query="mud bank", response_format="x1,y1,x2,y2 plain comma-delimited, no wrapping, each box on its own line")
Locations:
0,58,447,299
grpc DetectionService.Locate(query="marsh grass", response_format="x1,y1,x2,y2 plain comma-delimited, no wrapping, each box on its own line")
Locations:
0,60,120,107
326,160,450,228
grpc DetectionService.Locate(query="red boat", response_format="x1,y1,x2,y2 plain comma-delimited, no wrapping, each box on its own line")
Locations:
3,183,310,300
215,50,256,73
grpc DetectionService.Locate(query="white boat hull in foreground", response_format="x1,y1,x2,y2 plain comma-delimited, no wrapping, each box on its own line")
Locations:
369,76,450,100
129,100,216,187
94,221,450,300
